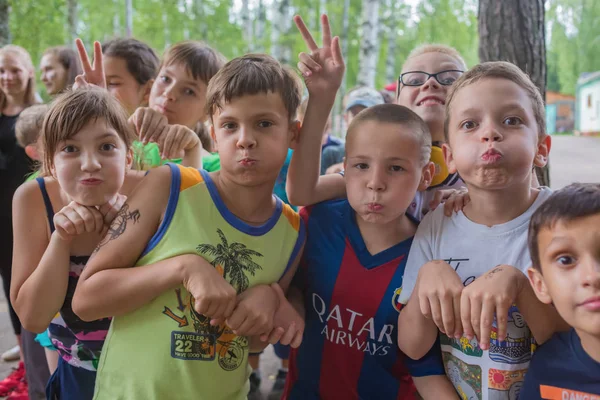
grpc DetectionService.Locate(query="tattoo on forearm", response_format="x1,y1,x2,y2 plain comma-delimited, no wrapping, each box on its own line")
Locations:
92,204,141,255
486,265,504,279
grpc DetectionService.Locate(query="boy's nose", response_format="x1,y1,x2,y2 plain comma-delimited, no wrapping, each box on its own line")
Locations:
367,169,386,192
236,127,257,149
81,152,102,171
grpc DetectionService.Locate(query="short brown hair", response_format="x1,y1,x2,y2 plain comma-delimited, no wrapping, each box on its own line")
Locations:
205,54,302,122
161,41,226,86
102,38,159,85
41,87,135,175
42,46,82,89
444,61,545,142
528,183,600,270
347,104,432,165
15,104,49,148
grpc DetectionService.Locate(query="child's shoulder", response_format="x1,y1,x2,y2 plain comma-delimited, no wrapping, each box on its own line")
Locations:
13,176,56,211
301,198,349,220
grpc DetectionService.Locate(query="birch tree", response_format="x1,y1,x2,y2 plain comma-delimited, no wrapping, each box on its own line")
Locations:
0,0,9,46
357,0,380,87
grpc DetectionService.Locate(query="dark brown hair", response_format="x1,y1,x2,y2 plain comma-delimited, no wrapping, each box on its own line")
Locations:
528,183,600,270
102,38,159,85
41,87,135,175
161,41,226,86
42,46,83,89
205,53,302,122
444,61,545,142
347,103,432,165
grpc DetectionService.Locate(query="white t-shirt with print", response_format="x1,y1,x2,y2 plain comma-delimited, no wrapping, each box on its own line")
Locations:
398,187,553,400
407,172,465,221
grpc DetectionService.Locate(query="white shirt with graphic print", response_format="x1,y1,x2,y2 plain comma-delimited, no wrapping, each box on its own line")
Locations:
398,187,553,400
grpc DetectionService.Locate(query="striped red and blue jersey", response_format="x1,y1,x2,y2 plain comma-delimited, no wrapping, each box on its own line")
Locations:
283,199,445,400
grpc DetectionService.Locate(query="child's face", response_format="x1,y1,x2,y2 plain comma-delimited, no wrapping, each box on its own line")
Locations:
444,78,549,191
40,54,68,96
149,63,207,129
0,55,31,97
529,214,600,338
211,92,298,187
52,118,131,206
396,52,463,139
104,56,152,115
344,121,430,225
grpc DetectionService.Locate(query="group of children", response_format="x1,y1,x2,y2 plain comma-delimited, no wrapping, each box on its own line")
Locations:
0,10,597,400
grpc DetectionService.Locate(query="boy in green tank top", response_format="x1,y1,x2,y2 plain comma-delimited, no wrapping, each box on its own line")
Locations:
73,41,340,399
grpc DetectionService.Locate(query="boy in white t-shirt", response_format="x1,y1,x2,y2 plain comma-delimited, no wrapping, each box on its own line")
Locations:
396,62,568,400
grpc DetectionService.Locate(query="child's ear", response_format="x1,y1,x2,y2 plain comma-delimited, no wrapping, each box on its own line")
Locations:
288,120,301,149
442,143,458,174
24,145,39,161
527,267,553,305
126,148,134,170
141,79,154,106
418,161,435,191
534,134,551,168
342,156,347,172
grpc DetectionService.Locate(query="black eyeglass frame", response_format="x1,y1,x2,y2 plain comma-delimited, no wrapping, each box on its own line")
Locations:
398,69,465,87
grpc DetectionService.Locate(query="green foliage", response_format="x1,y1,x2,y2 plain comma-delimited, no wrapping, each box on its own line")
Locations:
8,0,596,99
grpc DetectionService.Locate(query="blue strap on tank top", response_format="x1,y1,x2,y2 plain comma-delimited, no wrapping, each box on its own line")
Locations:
36,177,55,233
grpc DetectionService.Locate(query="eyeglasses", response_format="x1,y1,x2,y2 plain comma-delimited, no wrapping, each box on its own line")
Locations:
399,70,464,87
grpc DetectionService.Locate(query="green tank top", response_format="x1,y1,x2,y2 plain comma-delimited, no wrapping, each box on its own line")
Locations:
93,163,304,400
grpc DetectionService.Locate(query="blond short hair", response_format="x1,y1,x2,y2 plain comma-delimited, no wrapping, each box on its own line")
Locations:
443,61,545,142
15,104,49,148
405,44,468,71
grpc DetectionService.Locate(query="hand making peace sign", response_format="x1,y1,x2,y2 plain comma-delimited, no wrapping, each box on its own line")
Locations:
294,14,345,97
73,38,106,90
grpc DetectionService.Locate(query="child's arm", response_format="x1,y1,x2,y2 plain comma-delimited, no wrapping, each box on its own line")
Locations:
73,167,236,321
286,15,346,207
10,183,121,333
413,376,459,399
398,260,465,359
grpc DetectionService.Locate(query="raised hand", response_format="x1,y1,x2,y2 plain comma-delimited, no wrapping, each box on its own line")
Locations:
294,14,345,96
74,39,106,89
155,125,201,160
129,107,169,145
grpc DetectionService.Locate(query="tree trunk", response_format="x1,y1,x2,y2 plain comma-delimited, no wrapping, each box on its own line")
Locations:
255,0,266,52
67,0,78,48
125,0,133,37
271,0,291,64
357,0,380,87
0,0,9,46
241,0,253,51
478,0,550,187
333,0,351,136
112,0,121,37
193,0,207,41
385,0,397,84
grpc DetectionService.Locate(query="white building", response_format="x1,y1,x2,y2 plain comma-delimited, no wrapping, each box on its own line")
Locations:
576,71,600,135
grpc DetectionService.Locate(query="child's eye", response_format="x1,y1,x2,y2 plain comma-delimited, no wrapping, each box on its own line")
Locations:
184,88,196,96
160,75,170,84
62,145,77,153
354,163,368,170
503,116,522,126
556,255,575,266
107,82,121,88
100,143,117,151
222,122,237,130
460,120,477,130
390,165,404,172
258,121,273,128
